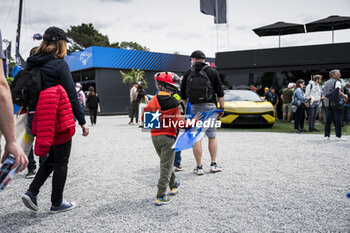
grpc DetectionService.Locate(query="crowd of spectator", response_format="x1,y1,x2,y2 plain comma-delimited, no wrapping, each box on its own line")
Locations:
259,70,350,137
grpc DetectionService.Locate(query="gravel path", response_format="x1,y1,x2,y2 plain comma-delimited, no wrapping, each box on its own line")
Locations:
1,115,349,232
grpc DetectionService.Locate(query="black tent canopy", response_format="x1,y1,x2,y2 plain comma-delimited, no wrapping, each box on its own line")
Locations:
305,15,350,43
253,21,305,47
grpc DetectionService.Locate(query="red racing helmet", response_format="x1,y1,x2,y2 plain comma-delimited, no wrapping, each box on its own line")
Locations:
154,71,180,92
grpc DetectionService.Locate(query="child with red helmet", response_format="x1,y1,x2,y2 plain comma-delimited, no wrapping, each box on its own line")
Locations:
143,72,201,206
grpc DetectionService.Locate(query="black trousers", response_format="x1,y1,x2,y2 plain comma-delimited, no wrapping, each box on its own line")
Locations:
325,106,343,138
89,108,97,124
130,101,139,123
29,139,72,207
294,103,306,130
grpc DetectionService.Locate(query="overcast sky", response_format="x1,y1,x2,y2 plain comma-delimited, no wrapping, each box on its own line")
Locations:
1,0,349,60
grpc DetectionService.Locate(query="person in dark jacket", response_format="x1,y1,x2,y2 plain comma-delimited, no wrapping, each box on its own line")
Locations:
25,46,48,179
292,79,311,133
21,26,89,213
180,50,225,175
136,84,147,104
86,86,99,125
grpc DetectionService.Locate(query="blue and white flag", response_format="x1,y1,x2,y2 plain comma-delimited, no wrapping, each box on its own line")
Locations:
172,102,223,152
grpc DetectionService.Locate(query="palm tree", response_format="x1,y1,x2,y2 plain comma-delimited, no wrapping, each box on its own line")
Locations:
120,69,148,88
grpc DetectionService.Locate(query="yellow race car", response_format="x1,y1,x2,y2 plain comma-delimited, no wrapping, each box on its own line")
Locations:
219,90,275,127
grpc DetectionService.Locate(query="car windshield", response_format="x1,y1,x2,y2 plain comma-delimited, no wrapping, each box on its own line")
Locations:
225,90,262,102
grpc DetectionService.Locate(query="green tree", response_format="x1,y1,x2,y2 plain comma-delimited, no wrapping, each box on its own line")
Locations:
66,23,149,53
120,69,147,88
109,42,120,48
119,41,149,51
67,23,110,53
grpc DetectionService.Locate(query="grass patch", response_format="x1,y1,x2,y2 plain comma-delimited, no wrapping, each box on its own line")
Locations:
218,121,350,135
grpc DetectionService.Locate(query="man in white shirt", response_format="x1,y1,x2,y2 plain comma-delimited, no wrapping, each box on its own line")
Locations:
129,82,139,125
305,75,322,132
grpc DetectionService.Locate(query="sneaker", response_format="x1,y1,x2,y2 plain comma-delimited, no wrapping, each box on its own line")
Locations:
174,166,184,172
193,166,204,175
50,200,77,213
155,195,172,206
300,129,307,133
313,128,320,132
324,136,330,140
21,191,38,211
336,137,346,141
295,129,302,134
25,169,36,179
210,163,222,173
169,181,180,195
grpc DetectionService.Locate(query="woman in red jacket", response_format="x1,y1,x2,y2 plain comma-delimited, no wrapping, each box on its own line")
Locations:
21,27,89,213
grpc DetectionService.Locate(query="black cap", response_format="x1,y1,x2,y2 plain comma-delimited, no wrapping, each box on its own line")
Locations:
189,50,205,60
43,26,70,42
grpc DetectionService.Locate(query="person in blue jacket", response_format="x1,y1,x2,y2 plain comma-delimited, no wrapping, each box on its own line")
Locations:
292,79,311,133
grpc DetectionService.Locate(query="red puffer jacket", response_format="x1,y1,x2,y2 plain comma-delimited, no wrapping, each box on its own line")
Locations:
32,85,76,157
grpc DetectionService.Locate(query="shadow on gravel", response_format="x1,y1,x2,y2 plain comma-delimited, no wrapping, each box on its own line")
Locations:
175,171,208,182
135,167,210,187
93,198,180,222
303,138,333,143
1,210,50,230
134,167,158,187
337,143,350,149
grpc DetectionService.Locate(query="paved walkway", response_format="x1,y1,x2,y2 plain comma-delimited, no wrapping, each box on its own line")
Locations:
1,116,349,232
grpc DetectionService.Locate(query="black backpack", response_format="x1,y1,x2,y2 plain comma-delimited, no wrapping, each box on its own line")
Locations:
137,89,146,102
10,67,42,109
326,81,345,110
185,65,213,103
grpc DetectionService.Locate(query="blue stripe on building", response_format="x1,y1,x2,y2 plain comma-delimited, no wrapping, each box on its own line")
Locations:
65,46,213,72
65,46,215,114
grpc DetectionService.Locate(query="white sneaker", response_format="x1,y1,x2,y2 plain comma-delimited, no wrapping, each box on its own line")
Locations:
336,137,346,141
193,166,204,175
324,136,330,140
210,163,222,173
